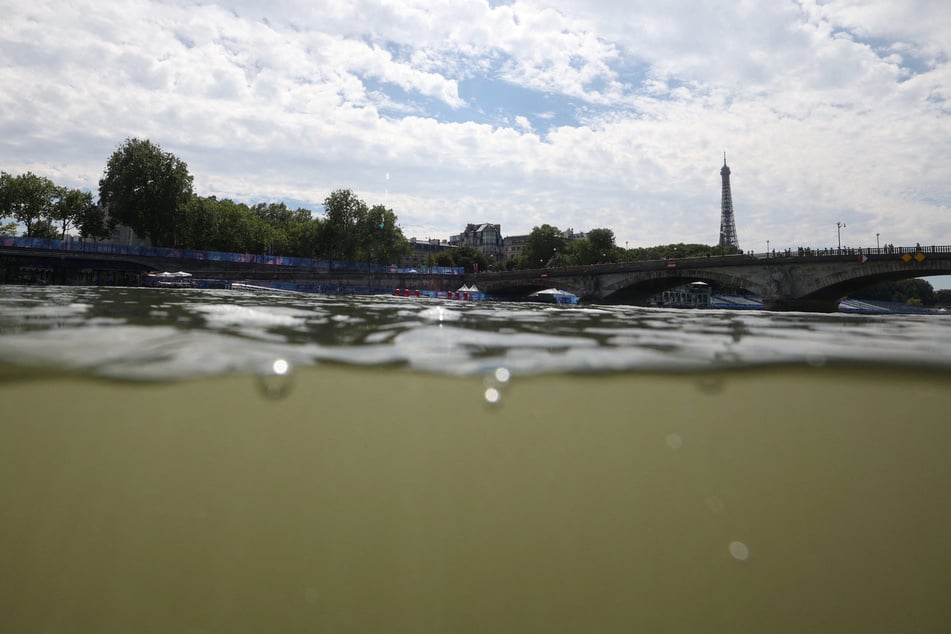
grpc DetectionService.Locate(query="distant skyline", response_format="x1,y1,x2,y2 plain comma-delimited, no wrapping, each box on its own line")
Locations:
2,1,950,285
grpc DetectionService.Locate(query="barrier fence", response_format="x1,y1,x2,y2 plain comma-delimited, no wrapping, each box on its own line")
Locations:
0,236,463,276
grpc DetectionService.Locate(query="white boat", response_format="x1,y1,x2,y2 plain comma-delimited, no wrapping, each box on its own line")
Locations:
143,271,195,288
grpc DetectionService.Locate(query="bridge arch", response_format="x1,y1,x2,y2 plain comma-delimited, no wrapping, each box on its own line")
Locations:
597,269,760,304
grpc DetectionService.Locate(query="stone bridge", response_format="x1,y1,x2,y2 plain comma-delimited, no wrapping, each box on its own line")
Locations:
474,246,951,311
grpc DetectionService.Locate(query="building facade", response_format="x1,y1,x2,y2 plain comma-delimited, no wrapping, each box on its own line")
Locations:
451,223,504,261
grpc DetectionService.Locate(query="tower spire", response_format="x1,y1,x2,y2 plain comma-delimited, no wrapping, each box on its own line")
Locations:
718,155,740,252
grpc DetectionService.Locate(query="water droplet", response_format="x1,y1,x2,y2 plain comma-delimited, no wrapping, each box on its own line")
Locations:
729,540,750,561
666,433,683,450
484,387,501,405
256,358,294,400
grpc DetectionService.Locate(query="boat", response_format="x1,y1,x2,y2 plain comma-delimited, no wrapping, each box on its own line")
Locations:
143,271,196,288
528,288,579,304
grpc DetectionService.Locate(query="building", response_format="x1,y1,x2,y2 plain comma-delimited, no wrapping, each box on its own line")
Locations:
404,238,453,268
502,234,529,261
451,223,504,261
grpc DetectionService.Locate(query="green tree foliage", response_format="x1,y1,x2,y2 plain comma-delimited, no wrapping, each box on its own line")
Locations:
50,188,97,240
619,243,721,261
0,171,58,237
0,221,16,236
359,204,410,265
288,216,323,259
519,224,568,269
570,227,618,265
934,289,951,306
250,202,313,255
181,196,266,253
430,250,456,268
76,201,114,241
98,138,194,247
30,218,60,239
450,246,490,273
850,278,936,305
320,190,409,265
321,189,367,262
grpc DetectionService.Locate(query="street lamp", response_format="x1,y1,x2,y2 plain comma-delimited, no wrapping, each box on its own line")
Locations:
837,222,846,252
876,232,880,250
767,240,770,257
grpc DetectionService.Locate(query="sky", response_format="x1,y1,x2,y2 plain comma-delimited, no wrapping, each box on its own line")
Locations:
2,0,950,278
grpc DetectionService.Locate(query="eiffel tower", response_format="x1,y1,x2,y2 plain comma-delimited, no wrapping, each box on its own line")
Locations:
719,154,740,252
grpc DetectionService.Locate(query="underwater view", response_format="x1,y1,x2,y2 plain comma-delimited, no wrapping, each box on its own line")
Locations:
2,285,950,633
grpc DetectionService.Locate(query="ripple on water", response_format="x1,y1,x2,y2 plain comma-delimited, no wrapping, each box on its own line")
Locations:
2,287,951,381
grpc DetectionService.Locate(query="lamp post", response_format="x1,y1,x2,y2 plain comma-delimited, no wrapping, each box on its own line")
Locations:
876,232,880,251
767,240,770,257
837,222,846,252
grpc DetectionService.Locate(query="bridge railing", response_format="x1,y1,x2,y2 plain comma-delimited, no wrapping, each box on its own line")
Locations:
0,236,464,276
753,244,951,259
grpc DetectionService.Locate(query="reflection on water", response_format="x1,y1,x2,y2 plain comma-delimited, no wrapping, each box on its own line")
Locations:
2,286,950,632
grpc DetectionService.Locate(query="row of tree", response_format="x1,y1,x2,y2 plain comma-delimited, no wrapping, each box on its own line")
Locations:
507,223,723,271
1,138,412,265
1,137,725,273
0,172,105,240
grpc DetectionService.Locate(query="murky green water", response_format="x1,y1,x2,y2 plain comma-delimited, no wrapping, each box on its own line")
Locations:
1,286,950,632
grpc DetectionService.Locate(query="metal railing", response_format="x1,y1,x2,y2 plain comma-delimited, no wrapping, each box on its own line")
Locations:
754,244,951,259
0,236,464,276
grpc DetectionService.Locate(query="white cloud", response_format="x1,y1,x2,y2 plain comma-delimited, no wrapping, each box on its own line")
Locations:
1,0,949,257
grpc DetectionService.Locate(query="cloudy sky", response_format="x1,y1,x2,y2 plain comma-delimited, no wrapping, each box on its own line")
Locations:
2,0,950,259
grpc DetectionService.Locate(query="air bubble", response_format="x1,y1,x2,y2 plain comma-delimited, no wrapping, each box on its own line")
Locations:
666,433,683,450
493,367,511,384
483,366,512,388
695,374,725,394
256,357,294,400
705,496,726,513
729,541,750,561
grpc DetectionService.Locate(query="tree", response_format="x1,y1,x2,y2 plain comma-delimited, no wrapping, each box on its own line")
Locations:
0,171,58,237
98,138,194,247
571,227,618,265
518,224,568,269
620,242,721,261
288,216,323,259
50,188,97,240
430,250,456,268
76,202,114,241
30,218,60,239
358,204,410,265
321,189,367,262
851,278,936,305
451,246,490,274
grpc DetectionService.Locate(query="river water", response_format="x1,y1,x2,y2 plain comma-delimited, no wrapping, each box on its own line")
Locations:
2,285,950,633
